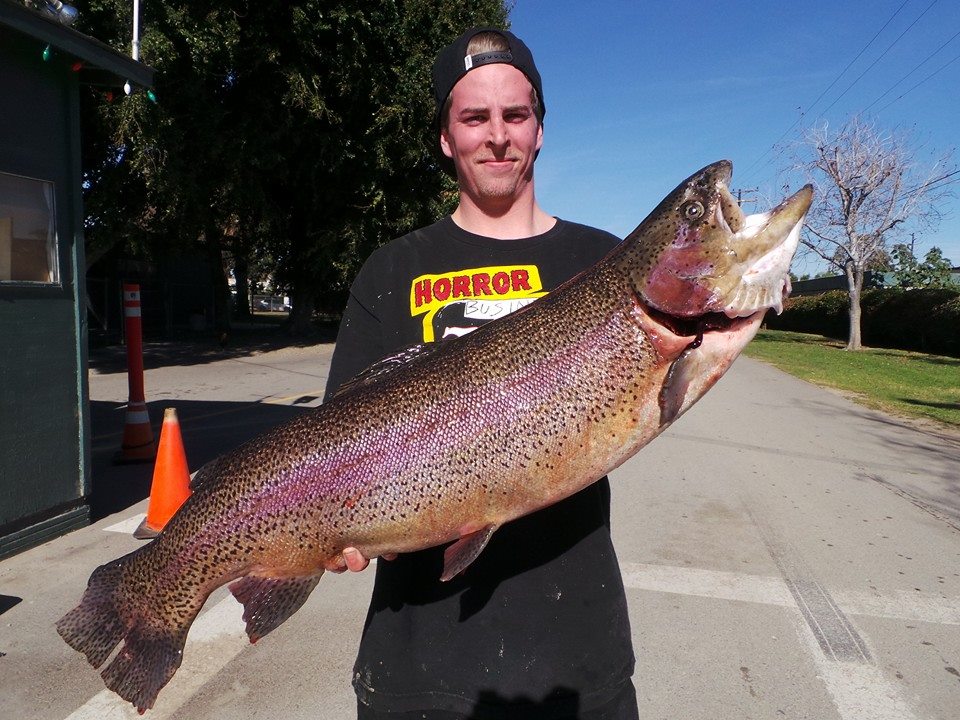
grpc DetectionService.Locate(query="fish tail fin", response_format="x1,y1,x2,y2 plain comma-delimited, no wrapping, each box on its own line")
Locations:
229,571,323,643
56,561,127,668
99,620,188,713
57,557,191,713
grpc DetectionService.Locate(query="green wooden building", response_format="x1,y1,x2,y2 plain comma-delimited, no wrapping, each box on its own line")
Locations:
0,0,152,557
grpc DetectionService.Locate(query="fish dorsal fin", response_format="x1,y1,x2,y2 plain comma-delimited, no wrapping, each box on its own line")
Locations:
332,342,444,398
440,524,498,582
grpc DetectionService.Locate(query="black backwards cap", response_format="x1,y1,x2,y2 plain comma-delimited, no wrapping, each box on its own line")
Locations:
432,27,545,130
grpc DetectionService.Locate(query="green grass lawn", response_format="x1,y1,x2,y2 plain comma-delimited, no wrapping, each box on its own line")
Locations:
743,330,960,430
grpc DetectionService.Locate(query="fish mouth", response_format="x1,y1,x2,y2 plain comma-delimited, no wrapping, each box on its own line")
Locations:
645,304,758,351
715,184,813,317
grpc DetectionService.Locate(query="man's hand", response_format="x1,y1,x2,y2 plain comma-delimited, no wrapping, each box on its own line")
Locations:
327,547,397,573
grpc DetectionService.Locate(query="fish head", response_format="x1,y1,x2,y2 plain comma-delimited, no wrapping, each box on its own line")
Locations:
620,161,813,425
635,160,813,319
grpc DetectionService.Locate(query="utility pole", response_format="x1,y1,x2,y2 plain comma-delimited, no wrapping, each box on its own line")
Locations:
733,187,759,208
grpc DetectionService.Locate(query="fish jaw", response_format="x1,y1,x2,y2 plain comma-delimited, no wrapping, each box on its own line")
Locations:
655,310,765,426
628,291,765,427
715,186,811,316
632,160,813,319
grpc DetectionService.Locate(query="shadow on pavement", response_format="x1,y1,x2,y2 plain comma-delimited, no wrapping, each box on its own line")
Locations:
89,398,315,521
89,323,338,374
0,595,22,616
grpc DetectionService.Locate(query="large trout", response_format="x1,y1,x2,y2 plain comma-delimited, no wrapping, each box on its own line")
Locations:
58,161,812,712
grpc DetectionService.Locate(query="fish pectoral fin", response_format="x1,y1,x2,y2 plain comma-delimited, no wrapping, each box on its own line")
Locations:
440,524,498,582
658,344,705,427
229,572,322,643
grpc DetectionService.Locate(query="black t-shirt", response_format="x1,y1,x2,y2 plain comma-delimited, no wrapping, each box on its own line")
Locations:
324,216,635,719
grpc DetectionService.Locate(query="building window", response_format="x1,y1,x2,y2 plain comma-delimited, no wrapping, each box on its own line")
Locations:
0,171,59,285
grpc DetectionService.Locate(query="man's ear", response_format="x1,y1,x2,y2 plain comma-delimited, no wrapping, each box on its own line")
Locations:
439,129,454,159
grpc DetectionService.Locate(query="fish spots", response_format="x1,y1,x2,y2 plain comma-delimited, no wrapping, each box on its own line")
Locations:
672,223,698,248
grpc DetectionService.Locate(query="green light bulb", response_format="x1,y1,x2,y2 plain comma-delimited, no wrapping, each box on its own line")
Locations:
146,89,157,103
42,44,51,61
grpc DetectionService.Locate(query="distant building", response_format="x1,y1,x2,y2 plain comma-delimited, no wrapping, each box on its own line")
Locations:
791,265,960,296
790,271,883,296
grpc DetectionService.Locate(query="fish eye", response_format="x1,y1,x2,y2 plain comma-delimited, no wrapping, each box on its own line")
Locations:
683,202,705,221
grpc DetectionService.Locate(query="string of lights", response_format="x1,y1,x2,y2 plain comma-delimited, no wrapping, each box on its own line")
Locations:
34,0,157,104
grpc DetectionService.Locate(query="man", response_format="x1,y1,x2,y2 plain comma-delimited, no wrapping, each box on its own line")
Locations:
324,27,637,720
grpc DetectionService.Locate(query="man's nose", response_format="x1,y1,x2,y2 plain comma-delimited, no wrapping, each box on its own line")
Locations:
487,116,508,147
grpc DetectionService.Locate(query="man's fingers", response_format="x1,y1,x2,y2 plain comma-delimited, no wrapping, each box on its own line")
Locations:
342,547,371,572
328,548,397,573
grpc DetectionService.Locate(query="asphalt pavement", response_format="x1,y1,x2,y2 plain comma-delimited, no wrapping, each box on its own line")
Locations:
1,333,959,720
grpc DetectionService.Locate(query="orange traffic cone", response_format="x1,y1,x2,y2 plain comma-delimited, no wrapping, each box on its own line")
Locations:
134,408,192,539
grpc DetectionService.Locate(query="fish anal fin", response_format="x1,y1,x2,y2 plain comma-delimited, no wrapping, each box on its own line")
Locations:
229,572,322,643
440,524,498,582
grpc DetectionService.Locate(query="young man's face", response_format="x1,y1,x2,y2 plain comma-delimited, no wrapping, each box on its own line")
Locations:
440,63,543,208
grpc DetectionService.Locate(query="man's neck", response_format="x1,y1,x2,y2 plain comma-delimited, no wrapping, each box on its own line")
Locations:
450,197,557,240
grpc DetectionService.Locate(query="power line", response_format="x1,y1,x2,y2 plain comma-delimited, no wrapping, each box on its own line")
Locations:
739,0,912,183
862,27,960,113
910,168,960,196
817,0,940,119
875,49,960,114
895,169,960,201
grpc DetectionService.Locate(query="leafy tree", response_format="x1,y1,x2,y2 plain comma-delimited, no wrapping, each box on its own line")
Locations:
790,115,955,350
76,1,509,333
890,243,958,289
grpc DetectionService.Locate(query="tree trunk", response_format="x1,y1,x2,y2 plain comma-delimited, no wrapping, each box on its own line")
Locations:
206,226,232,334
286,284,316,336
844,260,863,351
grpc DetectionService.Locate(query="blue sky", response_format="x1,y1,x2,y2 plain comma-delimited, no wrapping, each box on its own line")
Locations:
509,1,959,275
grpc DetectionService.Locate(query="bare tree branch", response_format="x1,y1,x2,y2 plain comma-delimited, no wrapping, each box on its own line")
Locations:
789,115,956,349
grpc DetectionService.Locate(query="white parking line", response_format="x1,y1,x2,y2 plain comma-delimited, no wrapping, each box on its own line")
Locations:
622,561,929,720
78,522,953,720
621,561,960,626
620,561,795,607
835,588,960,626
64,594,248,719
102,514,146,535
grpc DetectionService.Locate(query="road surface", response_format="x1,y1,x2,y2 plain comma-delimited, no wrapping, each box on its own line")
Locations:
1,337,958,719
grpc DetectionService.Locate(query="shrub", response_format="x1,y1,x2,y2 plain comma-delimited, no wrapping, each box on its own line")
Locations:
767,287,960,357
765,290,847,339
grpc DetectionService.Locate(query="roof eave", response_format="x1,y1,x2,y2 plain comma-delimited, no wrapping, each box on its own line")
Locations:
0,0,153,89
